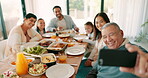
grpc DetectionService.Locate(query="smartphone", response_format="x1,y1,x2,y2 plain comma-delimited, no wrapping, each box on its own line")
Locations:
98,49,137,67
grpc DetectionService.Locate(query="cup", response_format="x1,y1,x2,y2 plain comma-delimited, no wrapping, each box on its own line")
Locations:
58,52,67,63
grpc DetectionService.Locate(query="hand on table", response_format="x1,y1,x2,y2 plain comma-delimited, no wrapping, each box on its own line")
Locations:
77,39,83,43
85,59,93,66
57,26,63,31
74,27,79,32
120,43,148,78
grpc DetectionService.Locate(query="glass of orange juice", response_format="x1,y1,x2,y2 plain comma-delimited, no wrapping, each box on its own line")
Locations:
16,52,28,75
58,52,67,63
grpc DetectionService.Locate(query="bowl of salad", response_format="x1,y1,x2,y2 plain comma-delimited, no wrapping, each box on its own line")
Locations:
28,63,47,76
23,46,47,57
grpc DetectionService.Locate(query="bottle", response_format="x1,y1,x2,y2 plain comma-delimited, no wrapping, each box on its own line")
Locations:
16,52,28,75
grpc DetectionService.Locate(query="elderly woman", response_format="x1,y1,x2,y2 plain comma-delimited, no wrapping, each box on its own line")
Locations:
5,13,42,57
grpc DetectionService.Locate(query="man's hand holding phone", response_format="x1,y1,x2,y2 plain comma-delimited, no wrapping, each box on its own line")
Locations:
120,44,148,78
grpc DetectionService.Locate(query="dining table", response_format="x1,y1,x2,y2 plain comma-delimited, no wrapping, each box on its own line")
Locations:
0,32,88,78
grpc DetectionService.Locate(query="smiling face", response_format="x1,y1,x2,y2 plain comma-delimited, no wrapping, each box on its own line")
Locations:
95,16,107,31
84,25,93,34
102,25,124,49
24,17,37,29
53,8,62,18
37,19,45,30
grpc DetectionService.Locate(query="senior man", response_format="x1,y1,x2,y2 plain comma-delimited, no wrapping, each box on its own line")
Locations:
87,22,147,78
46,6,79,32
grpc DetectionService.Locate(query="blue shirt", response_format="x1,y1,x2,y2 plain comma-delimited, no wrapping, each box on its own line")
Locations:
94,44,147,78
46,15,77,32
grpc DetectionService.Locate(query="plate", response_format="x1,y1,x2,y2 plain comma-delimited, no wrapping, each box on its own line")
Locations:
46,64,74,78
73,35,88,40
58,34,70,38
65,46,85,55
42,33,56,37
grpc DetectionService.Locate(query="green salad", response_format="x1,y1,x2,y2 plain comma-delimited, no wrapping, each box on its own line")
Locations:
23,46,47,55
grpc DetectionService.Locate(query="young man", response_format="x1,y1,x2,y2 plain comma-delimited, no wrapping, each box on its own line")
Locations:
46,6,79,32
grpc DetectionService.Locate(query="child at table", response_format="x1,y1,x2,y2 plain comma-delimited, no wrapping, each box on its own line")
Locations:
78,21,96,57
35,18,46,35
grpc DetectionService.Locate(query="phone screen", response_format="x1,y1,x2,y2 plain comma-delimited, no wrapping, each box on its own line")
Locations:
98,49,137,67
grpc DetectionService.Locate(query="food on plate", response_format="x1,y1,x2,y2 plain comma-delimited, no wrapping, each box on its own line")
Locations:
58,34,70,37
67,43,75,47
47,42,67,51
51,43,66,48
62,38,68,42
51,35,57,39
42,55,55,63
57,30,74,34
23,46,47,55
62,38,72,42
0,71,21,78
39,40,52,47
11,61,16,65
29,63,47,75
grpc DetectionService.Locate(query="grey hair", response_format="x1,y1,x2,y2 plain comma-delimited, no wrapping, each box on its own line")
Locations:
101,22,121,30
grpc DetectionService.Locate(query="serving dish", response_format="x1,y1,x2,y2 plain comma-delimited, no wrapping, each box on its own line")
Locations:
38,39,55,47
41,53,56,67
23,46,47,57
47,42,67,54
28,63,47,76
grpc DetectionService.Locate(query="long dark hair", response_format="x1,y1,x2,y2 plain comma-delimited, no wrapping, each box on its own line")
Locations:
36,18,46,34
93,12,110,40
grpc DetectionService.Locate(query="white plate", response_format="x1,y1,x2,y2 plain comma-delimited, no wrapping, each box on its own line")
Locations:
42,33,56,37
65,46,85,55
46,64,74,78
73,35,88,40
58,34,70,37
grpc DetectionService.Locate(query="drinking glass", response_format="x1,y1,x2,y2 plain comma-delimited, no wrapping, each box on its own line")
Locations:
58,52,67,63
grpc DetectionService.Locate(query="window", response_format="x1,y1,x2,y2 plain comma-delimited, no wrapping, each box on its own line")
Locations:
69,0,101,34
1,0,23,39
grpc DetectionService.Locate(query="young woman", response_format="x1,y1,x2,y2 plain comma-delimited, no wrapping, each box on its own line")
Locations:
5,13,42,57
85,12,110,66
76,12,110,78
36,18,46,35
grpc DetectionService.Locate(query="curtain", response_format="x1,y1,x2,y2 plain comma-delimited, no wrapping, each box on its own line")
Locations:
112,0,148,38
